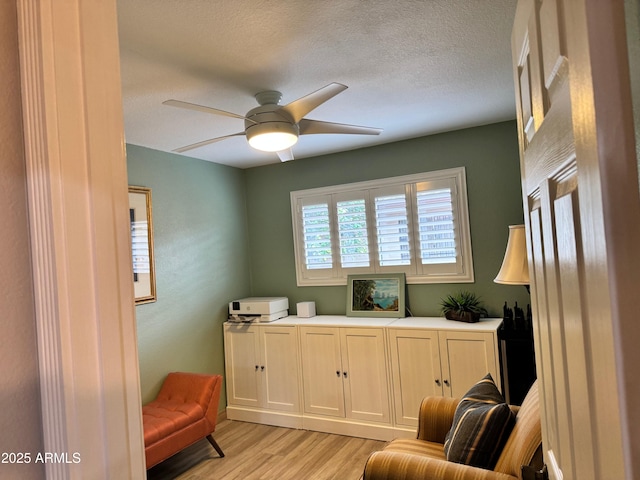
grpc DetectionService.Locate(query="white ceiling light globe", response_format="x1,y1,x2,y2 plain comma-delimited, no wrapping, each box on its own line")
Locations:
246,122,299,152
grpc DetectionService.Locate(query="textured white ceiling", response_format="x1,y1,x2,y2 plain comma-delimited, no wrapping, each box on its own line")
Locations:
118,0,517,169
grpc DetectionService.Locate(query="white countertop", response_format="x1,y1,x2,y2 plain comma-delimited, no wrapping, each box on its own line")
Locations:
389,316,503,330
275,315,398,327
225,315,503,331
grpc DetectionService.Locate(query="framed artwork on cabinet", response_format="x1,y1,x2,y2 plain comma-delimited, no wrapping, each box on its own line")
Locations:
128,186,156,305
346,273,405,318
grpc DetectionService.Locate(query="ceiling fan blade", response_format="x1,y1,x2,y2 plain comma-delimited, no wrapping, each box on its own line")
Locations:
173,132,245,153
163,99,257,124
298,119,382,136
279,83,348,123
276,148,295,162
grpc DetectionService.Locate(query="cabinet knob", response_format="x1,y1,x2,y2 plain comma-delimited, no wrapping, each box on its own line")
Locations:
255,365,259,371
444,379,450,387
435,379,441,386
261,366,265,371
343,371,348,378
336,371,341,377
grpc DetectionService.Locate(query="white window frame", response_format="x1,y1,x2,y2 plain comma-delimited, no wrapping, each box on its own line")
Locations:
290,167,474,286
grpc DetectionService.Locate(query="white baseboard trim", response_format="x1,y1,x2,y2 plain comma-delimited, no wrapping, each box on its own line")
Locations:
217,408,228,423
225,406,420,442
226,406,304,429
391,426,418,439
302,415,397,441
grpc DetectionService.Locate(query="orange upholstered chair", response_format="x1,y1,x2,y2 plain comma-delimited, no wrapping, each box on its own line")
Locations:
142,372,224,469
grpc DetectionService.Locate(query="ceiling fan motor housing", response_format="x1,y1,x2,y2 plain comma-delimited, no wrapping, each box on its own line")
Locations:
245,105,299,152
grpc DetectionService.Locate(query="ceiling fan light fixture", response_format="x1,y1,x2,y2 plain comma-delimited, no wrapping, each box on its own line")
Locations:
246,122,298,152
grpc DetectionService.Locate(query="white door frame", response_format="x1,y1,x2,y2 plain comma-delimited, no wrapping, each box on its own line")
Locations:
17,0,145,477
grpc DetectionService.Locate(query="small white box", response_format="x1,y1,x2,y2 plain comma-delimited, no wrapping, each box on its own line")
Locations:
296,301,316,318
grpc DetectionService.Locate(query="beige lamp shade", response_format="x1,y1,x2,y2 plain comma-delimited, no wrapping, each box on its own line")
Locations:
494,224,530,285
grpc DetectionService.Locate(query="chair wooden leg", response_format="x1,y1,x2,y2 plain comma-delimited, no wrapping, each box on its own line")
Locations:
206,434,225,458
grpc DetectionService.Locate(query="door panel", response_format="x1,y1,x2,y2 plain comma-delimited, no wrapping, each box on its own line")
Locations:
438,331,498,399
388,329,442,427
225,327,261,407
553,189,596,479
529,165,598,480
512,0,640,478
341,328,390,423
529,206,559,462
300,327,344,417
261,326,300,412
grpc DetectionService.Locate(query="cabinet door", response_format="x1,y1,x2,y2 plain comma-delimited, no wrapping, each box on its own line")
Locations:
341,328,390,423
224,325,261,407
300,326,344,417
260,326,300,412
438,330,498,398
388,328,443,427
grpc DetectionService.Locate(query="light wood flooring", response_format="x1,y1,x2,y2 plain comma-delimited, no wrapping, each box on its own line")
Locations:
146,419,386,480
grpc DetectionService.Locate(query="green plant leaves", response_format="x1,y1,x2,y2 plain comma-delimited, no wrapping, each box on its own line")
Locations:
440,291,488,316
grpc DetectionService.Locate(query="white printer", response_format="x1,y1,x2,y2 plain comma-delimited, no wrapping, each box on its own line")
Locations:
228,297,289,323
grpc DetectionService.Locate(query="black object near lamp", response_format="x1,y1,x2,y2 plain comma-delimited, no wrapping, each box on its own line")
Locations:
494,224,536,405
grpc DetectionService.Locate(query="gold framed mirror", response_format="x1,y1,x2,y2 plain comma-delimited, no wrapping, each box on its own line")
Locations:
128,186,156,304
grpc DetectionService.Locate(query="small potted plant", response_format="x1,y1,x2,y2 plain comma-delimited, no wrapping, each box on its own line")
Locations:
440,291,488,323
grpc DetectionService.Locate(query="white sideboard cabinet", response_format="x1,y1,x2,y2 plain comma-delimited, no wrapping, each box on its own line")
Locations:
387,317,502,431
299,326,391,424
223,316,502,440
224,323,302,428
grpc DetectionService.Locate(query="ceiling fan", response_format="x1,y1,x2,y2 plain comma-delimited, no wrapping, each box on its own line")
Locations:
163,83,382,162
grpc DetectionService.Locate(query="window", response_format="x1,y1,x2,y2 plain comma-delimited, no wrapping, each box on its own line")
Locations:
290,167,474,286
336,198,369,268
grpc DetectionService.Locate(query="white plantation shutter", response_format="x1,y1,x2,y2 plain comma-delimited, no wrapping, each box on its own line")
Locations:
293,194,337,281
290,168,473,286
413,178,470,277
131,220,150,273
371,187,412,269
302,203,332,269
335,193,372,270
416,186,456,264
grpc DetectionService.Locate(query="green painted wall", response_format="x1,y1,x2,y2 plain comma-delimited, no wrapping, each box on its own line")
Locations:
625,0,640,178
127,145,251,404
244,121,530,317
128,121,530,405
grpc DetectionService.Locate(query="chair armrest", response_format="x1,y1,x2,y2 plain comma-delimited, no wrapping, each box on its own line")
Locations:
363,451,518,480
416,396,460,443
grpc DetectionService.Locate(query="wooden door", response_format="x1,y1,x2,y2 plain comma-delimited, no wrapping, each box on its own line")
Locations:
260,326,301,413
387,328,443,427
512,1,640,478
438,331,499,399
300,326,345,417
224,325,261,408
340,328,390,424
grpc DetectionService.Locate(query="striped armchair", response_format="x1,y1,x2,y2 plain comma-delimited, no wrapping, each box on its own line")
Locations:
363,381,541,480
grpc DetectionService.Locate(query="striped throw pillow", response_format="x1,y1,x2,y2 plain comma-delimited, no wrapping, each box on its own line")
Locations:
443,374,515,470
